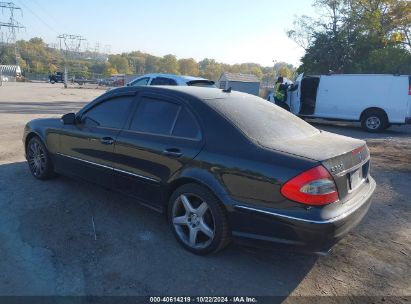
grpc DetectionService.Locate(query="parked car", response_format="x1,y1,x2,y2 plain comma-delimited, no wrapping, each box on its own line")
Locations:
23,86,375,255
279,74,411,132
127,73,216,87
49,72,64,84
98,78,114,86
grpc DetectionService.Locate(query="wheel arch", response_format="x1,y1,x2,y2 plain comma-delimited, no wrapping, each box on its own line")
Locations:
24,131,44,152
360,107,389,123
165,170,230,217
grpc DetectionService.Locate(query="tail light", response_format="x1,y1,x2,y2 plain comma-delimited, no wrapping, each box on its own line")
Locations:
281,165,339,206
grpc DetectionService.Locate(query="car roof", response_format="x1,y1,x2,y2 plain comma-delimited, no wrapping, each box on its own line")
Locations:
134,73,210,82
104,85,243,101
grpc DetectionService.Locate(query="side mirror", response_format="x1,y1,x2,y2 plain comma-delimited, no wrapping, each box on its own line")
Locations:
61,112,76,125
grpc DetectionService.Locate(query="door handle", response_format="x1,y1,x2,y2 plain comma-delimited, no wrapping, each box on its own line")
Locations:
100,137,114,145
162,148,183,158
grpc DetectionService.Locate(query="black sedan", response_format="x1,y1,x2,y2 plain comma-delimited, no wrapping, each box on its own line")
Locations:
23,86,376,255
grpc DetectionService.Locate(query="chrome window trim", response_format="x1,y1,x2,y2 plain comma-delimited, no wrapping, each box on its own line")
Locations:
56,152,159,183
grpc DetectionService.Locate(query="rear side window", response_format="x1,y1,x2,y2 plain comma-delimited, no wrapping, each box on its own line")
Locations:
83,96,133,129
129,97,179,135
172,108,201,139
151,77,177,86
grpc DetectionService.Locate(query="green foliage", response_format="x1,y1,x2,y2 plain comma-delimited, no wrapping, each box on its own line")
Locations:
158,54,179,74
289,0,411,74
108,54,131,74
178,58,199,76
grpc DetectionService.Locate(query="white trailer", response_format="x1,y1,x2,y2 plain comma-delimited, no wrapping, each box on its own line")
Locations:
286,74,411,132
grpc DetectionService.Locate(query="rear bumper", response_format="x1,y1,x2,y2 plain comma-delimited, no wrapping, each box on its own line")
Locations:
229,177,376,252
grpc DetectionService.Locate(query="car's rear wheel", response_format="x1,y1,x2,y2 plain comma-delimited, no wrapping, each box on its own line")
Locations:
168,183,230,255
26,136,54,180
361,109,388,132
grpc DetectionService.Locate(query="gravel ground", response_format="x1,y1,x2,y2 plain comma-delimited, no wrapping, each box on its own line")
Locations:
0,82,410,300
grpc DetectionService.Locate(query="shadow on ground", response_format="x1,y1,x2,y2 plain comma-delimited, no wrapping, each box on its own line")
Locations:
0,161,317,296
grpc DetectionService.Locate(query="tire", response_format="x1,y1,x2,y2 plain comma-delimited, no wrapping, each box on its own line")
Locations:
50,80,56,84
26,136,55,180
168,183,231,255
361,109,388,132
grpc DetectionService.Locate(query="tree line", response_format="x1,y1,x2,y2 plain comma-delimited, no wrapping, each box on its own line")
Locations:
288,0,411,74
0,38,295,82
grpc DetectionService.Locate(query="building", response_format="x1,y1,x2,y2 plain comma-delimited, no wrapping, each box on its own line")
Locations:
218,72,260,96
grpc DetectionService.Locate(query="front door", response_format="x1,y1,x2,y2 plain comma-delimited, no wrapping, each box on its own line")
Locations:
57,95,135,187
113,93,204,210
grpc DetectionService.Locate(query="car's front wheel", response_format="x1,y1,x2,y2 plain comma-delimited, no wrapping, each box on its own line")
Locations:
26,136,54,180
168,183,230,255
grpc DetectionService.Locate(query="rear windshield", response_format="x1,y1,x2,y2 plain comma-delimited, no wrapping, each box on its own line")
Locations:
205,93,320,141
187,80,216,88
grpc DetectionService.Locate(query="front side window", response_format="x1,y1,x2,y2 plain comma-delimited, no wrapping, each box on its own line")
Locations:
130,77,150,86
83,96,133,129
150,77,178,86
129,97,180,135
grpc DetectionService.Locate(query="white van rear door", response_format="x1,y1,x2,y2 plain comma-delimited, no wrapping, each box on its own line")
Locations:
289,73,304,114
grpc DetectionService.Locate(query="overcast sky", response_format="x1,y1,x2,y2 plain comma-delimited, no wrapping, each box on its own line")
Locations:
11,0,317,66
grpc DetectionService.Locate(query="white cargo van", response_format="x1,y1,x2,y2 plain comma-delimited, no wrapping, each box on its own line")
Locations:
284,74,411,132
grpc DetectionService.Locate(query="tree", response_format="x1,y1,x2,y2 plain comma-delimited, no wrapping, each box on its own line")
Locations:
104,66,118,76
158,54,179,74
199,58,223,81
288,0,411,74
178,58,199,76
145,55,159,73
108,55,131,74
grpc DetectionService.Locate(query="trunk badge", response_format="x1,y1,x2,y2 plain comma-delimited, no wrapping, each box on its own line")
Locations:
330,163,344,173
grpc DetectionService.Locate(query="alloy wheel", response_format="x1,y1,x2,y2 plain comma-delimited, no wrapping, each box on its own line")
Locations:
171,194,215,249
27,140,47,177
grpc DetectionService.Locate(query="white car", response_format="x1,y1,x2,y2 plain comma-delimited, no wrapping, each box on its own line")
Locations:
280,73,411,132
127,73,216,87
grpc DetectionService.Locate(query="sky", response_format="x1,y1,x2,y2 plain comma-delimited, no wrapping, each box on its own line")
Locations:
8,0,317,67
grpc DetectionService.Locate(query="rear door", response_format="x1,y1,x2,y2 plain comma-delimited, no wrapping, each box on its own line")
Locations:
113,92,204,209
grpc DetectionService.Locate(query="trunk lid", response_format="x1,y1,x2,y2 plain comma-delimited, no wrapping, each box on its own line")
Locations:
260,130,370,201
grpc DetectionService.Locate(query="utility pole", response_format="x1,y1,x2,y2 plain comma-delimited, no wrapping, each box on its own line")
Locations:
57,34,87,88
0,2,24,65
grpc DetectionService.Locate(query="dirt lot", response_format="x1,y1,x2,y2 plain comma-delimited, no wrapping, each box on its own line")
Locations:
0,82,410,300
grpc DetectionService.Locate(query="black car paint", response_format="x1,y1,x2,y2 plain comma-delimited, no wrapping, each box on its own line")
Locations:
23,86,376,251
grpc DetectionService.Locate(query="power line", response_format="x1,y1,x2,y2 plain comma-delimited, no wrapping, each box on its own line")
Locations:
27,0,61,27
14,0,58,34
